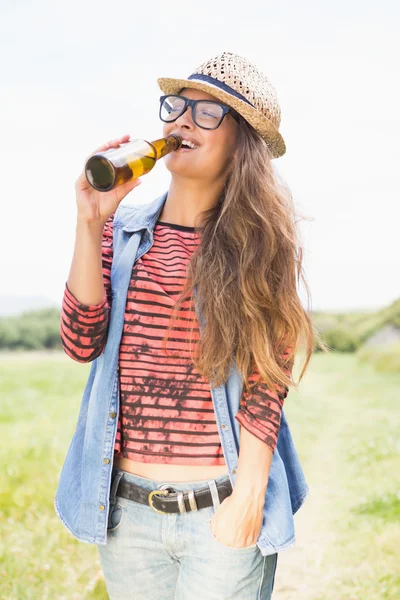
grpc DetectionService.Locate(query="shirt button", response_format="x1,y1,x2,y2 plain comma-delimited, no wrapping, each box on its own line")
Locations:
221,424,226,428
110,412,117,418
99,505,105,511
103,458,110,464
232,469,236,474
117,365,120,372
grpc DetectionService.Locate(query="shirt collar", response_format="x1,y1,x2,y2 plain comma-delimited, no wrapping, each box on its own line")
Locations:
115,191,168,233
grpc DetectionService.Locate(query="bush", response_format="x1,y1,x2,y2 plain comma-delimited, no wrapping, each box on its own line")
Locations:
318,326,360,353
0,308,62,350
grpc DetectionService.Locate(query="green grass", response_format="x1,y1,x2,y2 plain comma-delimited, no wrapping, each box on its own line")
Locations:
0,350,399,599
0,352,105,600
357,342,400,374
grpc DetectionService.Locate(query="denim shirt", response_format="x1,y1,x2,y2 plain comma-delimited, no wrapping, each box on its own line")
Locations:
54,191,310,556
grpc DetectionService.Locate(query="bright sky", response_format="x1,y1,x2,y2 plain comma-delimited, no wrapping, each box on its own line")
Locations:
1,0,399,312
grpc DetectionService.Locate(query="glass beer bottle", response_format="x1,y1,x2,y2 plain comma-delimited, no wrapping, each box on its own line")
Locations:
85,134,182,192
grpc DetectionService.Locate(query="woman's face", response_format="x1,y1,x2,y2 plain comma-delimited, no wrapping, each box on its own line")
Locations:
162,87,238,182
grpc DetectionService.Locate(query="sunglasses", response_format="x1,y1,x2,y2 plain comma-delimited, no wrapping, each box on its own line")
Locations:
159,94,241,130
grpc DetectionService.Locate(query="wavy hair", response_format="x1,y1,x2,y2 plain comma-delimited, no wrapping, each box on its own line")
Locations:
162,116,327,394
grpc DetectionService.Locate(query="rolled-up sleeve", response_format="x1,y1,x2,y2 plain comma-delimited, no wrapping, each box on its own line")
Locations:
235,347,293,453
60,283,110,362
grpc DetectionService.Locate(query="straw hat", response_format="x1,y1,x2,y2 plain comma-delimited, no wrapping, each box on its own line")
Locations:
157,51,286,158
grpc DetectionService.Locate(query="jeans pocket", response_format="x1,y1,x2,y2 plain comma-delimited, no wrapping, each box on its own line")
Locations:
107,499,125,532
207,518,258,551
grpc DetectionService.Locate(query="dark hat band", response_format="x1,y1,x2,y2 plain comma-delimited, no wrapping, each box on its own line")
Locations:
187,73,255,108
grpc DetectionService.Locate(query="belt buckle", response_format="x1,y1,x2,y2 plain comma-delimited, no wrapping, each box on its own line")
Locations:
148,488,170,514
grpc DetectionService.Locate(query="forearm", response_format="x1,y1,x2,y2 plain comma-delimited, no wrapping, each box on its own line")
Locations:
232,425,273,507
60,216,112,362
232,355,292,506
67,218,107,306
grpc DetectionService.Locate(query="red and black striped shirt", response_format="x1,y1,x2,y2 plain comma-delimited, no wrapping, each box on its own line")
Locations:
60,214,291,464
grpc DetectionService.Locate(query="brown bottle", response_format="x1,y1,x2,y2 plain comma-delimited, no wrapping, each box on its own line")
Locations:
85,134,182,192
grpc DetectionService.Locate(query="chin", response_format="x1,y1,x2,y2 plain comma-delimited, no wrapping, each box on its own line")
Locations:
163,154,201,176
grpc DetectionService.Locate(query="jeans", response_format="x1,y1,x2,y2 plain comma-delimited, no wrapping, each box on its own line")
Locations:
97,467,278,599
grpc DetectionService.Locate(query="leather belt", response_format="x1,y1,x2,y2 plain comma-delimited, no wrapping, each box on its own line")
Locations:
115,475,233,515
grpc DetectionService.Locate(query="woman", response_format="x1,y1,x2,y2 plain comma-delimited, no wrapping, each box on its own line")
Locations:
55,51,318,599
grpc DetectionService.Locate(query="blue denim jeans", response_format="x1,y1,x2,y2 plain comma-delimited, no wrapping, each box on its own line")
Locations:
97,467,278,599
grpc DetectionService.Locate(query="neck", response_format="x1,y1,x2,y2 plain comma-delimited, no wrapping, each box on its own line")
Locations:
159,175,226,227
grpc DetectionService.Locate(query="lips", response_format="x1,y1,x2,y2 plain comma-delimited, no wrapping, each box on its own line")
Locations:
177,145,198,152
173,135,201,150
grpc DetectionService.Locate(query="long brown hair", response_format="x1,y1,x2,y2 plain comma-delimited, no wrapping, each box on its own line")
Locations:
162,117,326,393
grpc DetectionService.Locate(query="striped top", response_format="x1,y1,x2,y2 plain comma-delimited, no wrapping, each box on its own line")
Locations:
60,214,291,464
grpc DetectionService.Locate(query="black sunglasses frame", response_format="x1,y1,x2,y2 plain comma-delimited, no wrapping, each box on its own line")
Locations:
159,94,241,130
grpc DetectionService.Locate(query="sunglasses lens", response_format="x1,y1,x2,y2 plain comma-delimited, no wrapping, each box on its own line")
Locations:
194,101,224,129
160,96,185,121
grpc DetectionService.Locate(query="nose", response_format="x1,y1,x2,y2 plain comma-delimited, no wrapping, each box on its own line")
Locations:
174,105,196,129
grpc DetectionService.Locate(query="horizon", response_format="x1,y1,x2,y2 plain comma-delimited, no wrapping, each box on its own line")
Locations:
0,292,397,317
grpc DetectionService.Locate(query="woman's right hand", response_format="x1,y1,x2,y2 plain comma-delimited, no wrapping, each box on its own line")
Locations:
75,134,143,225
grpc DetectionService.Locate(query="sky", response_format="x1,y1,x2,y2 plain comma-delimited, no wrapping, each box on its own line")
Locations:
1,0,399,312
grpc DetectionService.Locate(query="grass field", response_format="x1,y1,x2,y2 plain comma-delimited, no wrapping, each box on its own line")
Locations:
0,351,399,599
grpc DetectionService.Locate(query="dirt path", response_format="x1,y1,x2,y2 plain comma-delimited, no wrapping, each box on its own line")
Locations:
272,373,349,598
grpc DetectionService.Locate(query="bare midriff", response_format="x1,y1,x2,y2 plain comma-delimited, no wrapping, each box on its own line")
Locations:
113,455,229,483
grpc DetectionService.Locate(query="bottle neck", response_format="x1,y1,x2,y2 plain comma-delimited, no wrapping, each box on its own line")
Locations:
149,135,182,159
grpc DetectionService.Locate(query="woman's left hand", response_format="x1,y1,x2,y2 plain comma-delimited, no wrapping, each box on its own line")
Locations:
208,492,264,548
